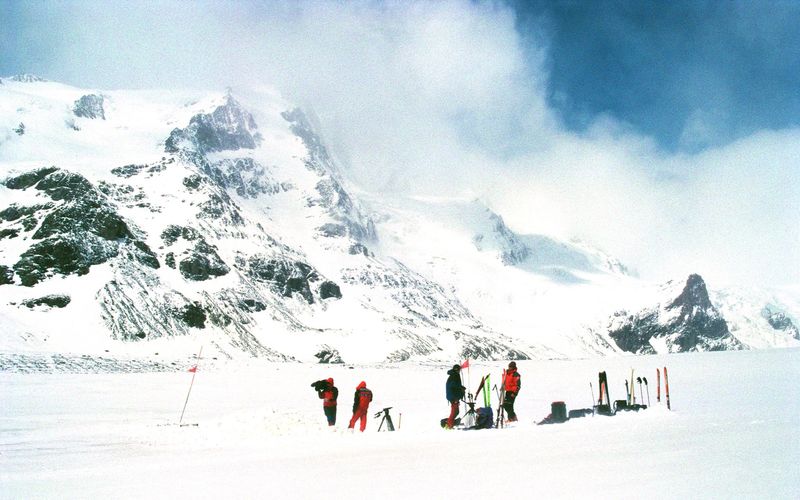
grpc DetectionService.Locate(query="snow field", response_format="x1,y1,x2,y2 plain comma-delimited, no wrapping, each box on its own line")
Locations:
2,348,798,499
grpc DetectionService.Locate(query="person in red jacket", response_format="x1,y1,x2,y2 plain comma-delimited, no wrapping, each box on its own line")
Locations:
348,381,373,432
503,361,521,422
313,378,338,426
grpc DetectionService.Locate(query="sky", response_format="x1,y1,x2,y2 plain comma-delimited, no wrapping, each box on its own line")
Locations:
1,0,798,287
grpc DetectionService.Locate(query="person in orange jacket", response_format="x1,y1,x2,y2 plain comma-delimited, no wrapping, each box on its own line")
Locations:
503,361,521,422
348,381,373,432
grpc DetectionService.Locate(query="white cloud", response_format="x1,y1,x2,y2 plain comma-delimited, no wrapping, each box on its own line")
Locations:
15,0,800,286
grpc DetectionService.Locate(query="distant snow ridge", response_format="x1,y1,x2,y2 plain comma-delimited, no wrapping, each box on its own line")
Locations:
605,274,743,354
6,74,47,83
472,204,629,282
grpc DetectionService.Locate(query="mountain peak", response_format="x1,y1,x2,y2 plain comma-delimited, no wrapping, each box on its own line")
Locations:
668,273,713,312
165,92,261,154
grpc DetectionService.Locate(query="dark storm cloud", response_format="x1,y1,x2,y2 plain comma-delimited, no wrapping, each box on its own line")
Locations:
513,0,800,151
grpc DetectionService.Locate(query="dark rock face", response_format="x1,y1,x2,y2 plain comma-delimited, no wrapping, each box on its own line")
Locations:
0,228,19,239
23,294,71,308
160,225,228,281
14,236,116,286
315,347,343,364
0,265,13,285
165,95,262,154
247,256,331,304
607,274,743,354
239,298,266,312
319,281,342,300
180,302,207,328
111,164,147,178
4,167,58,190
2,168,157,286
178,252,229,281
73,94,105,119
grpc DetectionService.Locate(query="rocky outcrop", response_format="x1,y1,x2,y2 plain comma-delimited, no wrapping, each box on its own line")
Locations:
314,346,343,364
607,274,743,354
73,94,105,119
1,168,157,286
22,294,71,308
762,306,800,340
247,256,329,304
165,94,262,154
160,225,228,281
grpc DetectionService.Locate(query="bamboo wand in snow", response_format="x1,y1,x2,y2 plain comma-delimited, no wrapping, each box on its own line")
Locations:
179,345,203,426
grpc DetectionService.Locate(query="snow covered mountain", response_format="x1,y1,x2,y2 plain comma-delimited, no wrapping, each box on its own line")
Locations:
1,76,797,367
602,274,742,354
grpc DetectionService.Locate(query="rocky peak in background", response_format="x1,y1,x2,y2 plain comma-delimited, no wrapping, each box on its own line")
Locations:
165,94,262,154
606,274,743,354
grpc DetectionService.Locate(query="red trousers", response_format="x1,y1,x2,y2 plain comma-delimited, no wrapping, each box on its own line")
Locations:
447,401,459,428
349,405,369,432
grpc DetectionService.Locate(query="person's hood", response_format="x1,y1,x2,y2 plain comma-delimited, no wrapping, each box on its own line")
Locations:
327,378,333,385
357,381,366,390
447,368,460,376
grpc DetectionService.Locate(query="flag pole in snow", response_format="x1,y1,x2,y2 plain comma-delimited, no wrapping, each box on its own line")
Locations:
179,345,203,426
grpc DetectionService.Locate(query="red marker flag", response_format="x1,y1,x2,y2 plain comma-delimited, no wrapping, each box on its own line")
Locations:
461,359,470,369
188,366,197,373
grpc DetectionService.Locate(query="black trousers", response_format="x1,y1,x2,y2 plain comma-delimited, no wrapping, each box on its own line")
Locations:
324,406,337,425
503,391,517,420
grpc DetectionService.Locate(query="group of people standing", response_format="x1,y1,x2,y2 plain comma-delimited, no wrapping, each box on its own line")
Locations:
445,361,521,428
311,378,373,431
313,361,521,431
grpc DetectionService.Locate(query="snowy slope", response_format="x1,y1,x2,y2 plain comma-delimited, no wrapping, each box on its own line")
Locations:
1,76,798,367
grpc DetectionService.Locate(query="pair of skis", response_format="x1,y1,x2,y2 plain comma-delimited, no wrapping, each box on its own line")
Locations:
474,371,507,428
657,367,671,410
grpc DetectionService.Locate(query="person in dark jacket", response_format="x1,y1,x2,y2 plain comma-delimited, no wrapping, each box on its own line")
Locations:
313,377,338,426
348,381,373,432
502,361,521,422
445,364,466,429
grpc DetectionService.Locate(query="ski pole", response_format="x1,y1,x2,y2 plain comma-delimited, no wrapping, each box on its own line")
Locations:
624,380,630,406
179,345,203,425
399,412,402,430
657,368,661,403
589,383,595,416
636,377,644,404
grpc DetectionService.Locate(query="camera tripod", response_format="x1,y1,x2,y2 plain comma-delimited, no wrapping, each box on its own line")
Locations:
461,394,477,428
374,407,396,431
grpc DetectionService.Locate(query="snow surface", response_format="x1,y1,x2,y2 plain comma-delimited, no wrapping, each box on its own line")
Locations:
2,348,798,498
